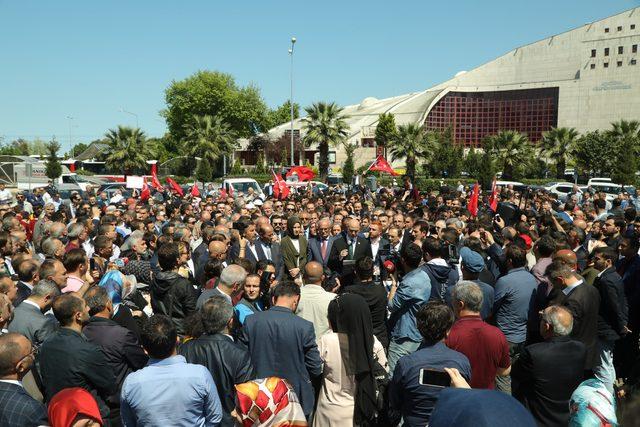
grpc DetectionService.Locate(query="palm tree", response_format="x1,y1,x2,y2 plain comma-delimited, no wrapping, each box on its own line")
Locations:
388,123,426,179
104,126,154,175
484,130,532,179
540,127,579,179
609,119,640,140
302,102,349,180
184,115,237,177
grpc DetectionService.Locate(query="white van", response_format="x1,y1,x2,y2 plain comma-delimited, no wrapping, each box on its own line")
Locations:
221,178,264,198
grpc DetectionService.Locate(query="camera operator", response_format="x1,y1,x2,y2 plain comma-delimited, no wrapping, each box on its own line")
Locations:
421,236,459,303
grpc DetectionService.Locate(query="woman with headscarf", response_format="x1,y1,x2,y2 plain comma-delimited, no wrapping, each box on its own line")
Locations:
280,216,308,285
48,387,103,427
314,293,388,426
235,377,307,426
98,270,143,340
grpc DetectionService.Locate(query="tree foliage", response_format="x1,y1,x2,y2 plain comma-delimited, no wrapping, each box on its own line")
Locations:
266,101,300,129
572,130,615,177
540,127,579,179
163,70,271,142
477,151,495,189
184,115,237,166
389,123,425,179
464,147,482,179
374,113,397,150
45,139,62,180
484,130,533,180
71,142,89,158
342,143,356,185
423,128,463,178
195,158,214,183
302,102,349,180
104,126,154,175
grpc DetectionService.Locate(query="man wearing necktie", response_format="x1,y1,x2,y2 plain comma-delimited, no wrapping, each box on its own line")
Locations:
327,218,372,287
307,218,334,268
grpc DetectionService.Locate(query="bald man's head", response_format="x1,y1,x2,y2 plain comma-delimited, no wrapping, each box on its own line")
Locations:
209,241,227,260
553,249,578,271
304,261,324,284
541,305,573,338
0,333,32,378
573,219,587,230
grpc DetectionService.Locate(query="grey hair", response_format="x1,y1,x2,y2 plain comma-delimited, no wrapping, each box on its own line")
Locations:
1,217,15,232
41,238,61,258
445,218,464,230
201,295,234,334
219,264,247,290
451,281,484,313
67,223,85,239
173,224,189,241
542,306,573,336
49,222,66,239
31,279,61,298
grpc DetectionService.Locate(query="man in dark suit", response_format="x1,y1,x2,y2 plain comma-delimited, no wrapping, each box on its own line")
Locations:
82,286,148,426
512,305,587,426
546,261,600,372
368,220,390,282
327,218,372,287
254,224,283,278
240,282,322,419
14,259,39,307
307,218,335,268
0,333,49,427
592,246,629,393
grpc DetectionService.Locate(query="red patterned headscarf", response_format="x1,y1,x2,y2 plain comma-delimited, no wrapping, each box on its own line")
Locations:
235,377,307,427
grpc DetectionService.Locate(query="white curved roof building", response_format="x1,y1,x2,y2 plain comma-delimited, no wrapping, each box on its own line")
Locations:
240,7,640,169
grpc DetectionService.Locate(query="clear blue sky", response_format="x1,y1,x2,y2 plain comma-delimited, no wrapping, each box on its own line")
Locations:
0,0,637,152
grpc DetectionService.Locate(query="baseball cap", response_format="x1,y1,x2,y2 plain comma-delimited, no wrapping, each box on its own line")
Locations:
460,247,485,273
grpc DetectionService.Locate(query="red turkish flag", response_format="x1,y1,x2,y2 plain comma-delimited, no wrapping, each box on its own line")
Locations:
151,171,163,191
140,182,150,201
468,183,479,217
166,177,184,197
286,166,315,182
272,171,289,200
191,183,200,197
367,155,399,176
488,177,498,212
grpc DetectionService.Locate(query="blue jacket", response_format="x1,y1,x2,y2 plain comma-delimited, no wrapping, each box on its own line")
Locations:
494,267,538,344
388,268,431,342
240,306,322,416
0,381,48,427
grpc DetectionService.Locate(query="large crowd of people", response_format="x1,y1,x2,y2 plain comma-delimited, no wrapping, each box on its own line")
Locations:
0,177,639,426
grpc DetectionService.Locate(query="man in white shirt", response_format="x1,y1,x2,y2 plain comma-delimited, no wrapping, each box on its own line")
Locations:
0,183,12,205
295,261,336,338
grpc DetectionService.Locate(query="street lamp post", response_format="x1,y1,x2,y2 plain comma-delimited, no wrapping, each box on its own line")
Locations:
119,108,139,128
66,116,74,157
289,37,296,166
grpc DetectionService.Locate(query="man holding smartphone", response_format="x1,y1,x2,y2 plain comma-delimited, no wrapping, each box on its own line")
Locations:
389,301,471,426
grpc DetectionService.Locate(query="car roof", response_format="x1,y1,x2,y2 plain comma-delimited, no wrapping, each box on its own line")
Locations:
224,178,259,183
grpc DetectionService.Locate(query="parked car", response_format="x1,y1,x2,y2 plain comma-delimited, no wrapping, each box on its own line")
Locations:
221,178,265,198
545,182,582,202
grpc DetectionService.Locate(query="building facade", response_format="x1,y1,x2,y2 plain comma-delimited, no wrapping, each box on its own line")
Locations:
239,7,640,168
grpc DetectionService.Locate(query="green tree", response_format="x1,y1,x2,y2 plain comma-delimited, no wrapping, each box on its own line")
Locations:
45,138,62,180
540,127,579,179
266,101,300,129
163,70,270,141
254,153,267,174
342,143,356,185
71,142,89,158
572,130,616,176
302,102,350,180
464,147,482,179
195,158,214,182
484,130,533,180
608,120,640,184
477,151,495,189
184,114,237,177
424,128,463,178
389,123,426,179
104,126,154,175
231,158,244,174
374,113,397,155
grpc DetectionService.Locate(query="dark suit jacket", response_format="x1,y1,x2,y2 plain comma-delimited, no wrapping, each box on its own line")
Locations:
0,381,49,427
240,306,322,416
594,267,629,341
575,246,588,272
14,282,32,307
561,283,601,369
327,234,373,286
512,336,587,427
254,238,283,278
179,334,255,426
82,316,148,397
307,235,335,267
38,328,117,419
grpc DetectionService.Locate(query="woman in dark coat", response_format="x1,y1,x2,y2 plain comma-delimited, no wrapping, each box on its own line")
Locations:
280,216,308,285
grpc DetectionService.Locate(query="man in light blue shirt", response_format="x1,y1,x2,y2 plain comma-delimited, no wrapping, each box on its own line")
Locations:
387,243,431,374
121,315,222,427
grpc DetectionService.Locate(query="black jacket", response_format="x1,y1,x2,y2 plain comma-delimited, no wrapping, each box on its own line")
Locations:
38,328,117,419
512,336,587,427
327,234,372,286
561,283,601,369
344,280,389,348
82,316,148,397
594,267,629,341
421,261,459,302
179,334,255,427
150,271,198,335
